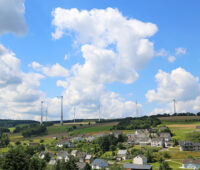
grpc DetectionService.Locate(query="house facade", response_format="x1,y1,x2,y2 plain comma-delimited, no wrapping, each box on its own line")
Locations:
160,133,171,142
57,151,69,162
123,155,152,170
182,159,200,169
117,150,128,161
92,159,108,169
85,154,93,164
151,138,164,147
179,141,200,151
57,139,71,148
133,155,147,165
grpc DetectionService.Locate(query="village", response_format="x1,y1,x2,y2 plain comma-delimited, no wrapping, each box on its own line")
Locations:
22,124,200,170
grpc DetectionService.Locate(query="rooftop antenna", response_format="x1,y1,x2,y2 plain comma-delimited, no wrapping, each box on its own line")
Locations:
40,101,44,125
46,107,48,122
57,96,63,126
173,99,176,114
74,106,76,124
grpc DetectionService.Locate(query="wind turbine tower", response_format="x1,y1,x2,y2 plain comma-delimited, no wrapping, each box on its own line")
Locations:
173,99,176,114
46,107,48,122
40,101,44,125
135,101,138,115
61,96,63,125
99,104,101,122
57,96,63,125
74,106,76,124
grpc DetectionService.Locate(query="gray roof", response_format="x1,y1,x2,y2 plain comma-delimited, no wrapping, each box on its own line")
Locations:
71,150,78,155
135,155,146,159
85,154,92,160
179,141,200,146
117,150,127,155
77,151,87,158
57,139,70,145
92,159,108,167
57,151,69,158
160,133,171,138
76,162,86,169
96,132,108,137
123,163,152,170
39,151,54,158
151,137,164,142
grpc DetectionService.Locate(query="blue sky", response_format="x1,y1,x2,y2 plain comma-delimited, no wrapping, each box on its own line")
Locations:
0,0,200,120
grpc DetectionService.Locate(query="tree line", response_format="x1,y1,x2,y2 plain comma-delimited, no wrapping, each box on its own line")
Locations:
112,116,161,130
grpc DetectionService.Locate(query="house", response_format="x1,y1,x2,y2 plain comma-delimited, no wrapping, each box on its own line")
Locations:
71,150,79,157
96,132,108,138
136,133,148,139
76,162,87,170
71,136,84,143
57,151,69,162
123,155,152,170
138,137,151,146
92,159,108,169
39,151,54,159
57,139,71,148
151,138,164,147
127,137,135,145
182,159,200,169
28,142,39,147
77,151,87,162
123,164,152,170
127,134,135,139
196,126,200,129
149,133,158,138
160,126,167,131
85,135,96,142
135,130,143,135
49,158,56,165
85,154,93,164
179,141,200,151
110,131,123,138
133,155,147,165
117,150,128,161
160,133,171,141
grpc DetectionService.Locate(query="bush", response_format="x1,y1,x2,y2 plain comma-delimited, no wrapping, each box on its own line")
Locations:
0,133,9,148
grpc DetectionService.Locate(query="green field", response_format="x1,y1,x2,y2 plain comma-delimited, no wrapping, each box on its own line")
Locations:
159,116,200,125
70,125,113,135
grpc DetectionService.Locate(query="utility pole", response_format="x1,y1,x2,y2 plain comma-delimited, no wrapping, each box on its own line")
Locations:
74,106,76,124
40,101,44,125
173,99,176,114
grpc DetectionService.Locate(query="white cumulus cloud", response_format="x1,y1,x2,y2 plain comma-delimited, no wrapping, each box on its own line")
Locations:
0,44,45,120
31,62,69,77
168,56,176,63
175,47,186,56
147,68,200,115
0,0,27,36
50,7,158,118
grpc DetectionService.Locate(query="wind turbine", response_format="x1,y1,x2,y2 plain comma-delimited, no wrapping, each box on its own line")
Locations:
135,101,138,115
40,101,44,125
57,96,63,125
99,104,101,122
173,99,176,114
74,106,76,124
46,107,48,122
